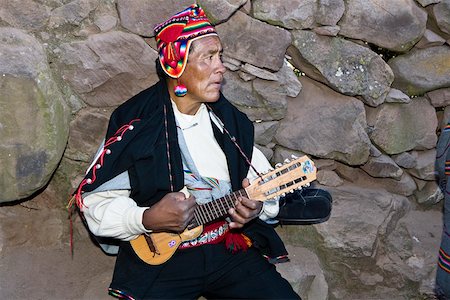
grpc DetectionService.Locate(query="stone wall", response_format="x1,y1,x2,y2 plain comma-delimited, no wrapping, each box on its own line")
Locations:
1,0,449,299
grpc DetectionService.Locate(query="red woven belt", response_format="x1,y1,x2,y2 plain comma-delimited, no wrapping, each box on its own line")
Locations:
179,220,229,249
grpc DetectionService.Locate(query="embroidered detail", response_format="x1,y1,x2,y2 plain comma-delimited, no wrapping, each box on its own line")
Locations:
444,123,450,132
70,119,141,209
445,160,450,176
438,247,450,274
179,221,229,249
262,254,290,264
108,288,136,300
183,169,217,191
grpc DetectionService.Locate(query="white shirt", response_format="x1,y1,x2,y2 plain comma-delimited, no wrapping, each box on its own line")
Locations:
81,103,278,241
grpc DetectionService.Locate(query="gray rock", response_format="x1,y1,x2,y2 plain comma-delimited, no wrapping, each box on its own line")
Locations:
292,30,394,107
277,61,303,98
317,170,344,187
222,71,284,121
241,63,278,81
315,159,337,171
385,88,412,104
255,144,273,161
427,87,450,107
49,0,99,28
415,29,447,48
0,28,69,202
336,163,417,196
216,11,291,71
66,107,114,163
254,121,279,145
392,152,418,169
407,149,437,180
433,0,450,34
416,0,442,6
253,0,317,29
253,0,344,29
275,76,371,166
58,31,159,107
94,14,117,32
0,0,51,31
365,98,437,154
389,46,450,96
237,71,256,82
312,25,340,37
276,245,329,300
253,78,288,120
286,45,329,85
197,0,247,24
315,0,345,26
117,0,193,36
272,146,306,165
384,209,443,286
361,154,404,180
222,71,260,107
222,55,241,71
315,184,410,257
413,180,443,204
338,0,427,52
369,144,383,157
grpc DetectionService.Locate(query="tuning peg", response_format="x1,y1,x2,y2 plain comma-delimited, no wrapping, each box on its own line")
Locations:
284,158,290,164
297,186,302,190
291,154,298,159
275,163,283,168
281,193,286,197
289,189,294,193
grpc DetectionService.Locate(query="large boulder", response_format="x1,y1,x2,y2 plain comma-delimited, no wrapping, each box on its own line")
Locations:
252,0,345,29
433,0,450,35
0,28,69,202
116,0,193,36
389,46,450,96
275,76,371,165
292,30,394,107
58,31,159,107
338,0,427,52
365,98,438,154
216,11,291,71
0,0,51,31
197,0,247,24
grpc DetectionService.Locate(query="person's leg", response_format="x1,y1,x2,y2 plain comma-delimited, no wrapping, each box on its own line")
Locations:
142,247,206,299
436,198,450,299
203,245,300,299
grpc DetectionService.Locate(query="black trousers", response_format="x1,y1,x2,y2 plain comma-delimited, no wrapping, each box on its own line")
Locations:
139,243,301,299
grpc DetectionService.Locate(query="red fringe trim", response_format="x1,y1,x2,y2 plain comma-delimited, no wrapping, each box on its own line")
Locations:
225,232,252,253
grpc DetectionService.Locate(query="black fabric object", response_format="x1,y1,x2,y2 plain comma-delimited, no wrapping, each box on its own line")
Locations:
276,187,332,225
75,79,290,298
112,245,300,300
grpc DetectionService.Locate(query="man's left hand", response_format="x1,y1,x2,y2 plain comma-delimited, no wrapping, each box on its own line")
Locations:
228,178,263,229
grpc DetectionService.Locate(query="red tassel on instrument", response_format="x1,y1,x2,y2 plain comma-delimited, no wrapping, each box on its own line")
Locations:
225,232,252,253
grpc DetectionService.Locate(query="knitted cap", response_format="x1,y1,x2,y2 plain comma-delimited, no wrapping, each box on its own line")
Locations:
154,4,217,78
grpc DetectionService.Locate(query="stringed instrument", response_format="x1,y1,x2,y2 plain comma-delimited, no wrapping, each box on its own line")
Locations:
130,155,316,265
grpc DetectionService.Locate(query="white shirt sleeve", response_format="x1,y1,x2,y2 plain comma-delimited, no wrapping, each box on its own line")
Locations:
247,146,280,221
81,190,150,241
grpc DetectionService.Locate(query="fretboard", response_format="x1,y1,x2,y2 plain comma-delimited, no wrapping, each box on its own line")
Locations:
187,189,248,229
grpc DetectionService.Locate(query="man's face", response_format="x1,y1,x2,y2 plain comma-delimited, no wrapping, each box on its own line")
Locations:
179,36,226,105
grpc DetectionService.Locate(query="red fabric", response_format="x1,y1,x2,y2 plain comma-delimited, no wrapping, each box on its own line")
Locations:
225,231,251,254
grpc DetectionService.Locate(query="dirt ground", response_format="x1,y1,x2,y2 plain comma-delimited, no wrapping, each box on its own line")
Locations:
0,201,116,300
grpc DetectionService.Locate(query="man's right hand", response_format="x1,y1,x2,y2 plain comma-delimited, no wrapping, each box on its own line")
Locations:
142,191,197,233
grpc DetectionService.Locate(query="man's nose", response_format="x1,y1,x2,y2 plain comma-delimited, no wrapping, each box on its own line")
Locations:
216,58,226,74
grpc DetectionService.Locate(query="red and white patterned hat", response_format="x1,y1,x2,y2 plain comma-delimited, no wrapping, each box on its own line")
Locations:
154,4,217,78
